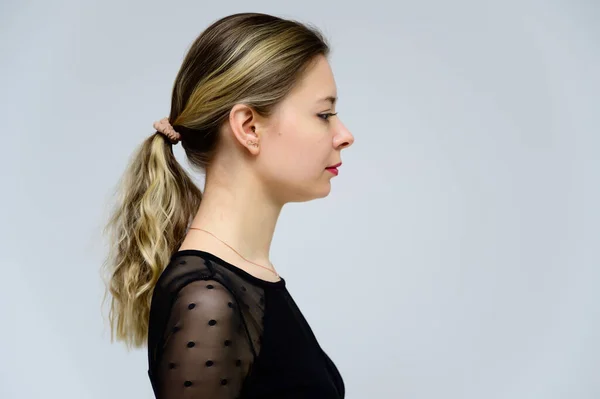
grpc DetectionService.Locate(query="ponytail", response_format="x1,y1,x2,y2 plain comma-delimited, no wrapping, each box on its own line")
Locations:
101,134,202,349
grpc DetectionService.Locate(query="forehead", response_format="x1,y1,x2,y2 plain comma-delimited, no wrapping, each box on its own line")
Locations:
287,55,337,104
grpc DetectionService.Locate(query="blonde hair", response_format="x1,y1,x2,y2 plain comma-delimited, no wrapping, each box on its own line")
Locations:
101,12,330,349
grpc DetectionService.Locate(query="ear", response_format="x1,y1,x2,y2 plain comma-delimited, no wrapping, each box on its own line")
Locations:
229,103,261,155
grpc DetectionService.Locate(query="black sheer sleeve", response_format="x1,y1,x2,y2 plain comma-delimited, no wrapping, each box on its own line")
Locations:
154,279,254,398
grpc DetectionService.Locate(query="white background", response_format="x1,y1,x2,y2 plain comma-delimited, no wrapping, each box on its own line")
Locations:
1,0,598,398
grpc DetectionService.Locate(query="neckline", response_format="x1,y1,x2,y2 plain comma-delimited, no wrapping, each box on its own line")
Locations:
171,249,286,288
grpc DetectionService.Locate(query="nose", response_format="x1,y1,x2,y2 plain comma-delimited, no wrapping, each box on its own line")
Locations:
334,119,354,149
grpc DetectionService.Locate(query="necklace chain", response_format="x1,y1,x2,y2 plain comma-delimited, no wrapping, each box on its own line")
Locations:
187,227,279,278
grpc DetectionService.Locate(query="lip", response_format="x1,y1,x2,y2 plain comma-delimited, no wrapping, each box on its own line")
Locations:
326,167,339,176
326,162,342,168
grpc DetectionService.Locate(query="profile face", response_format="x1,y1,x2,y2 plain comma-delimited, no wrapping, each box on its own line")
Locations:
257,55,355,204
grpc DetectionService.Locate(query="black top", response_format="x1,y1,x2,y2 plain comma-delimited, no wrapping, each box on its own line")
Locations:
147,249,345,398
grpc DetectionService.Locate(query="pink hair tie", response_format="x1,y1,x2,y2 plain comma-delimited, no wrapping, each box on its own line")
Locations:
153,117,181,144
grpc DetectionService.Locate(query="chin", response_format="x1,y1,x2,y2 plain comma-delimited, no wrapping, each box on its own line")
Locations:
285,183,332,203
314,181,332,199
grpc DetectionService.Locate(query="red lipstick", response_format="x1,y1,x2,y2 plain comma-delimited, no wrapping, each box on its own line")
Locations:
325,162,341,176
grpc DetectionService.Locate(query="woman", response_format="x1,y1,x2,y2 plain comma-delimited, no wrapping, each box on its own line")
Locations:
102,12,354,398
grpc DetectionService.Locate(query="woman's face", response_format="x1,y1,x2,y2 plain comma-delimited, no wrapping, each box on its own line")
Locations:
257,55,355,204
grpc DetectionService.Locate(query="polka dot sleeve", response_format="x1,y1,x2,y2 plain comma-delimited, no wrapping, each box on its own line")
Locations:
154,279,253,398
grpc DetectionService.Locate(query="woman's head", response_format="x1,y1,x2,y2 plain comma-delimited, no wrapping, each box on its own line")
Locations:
170,13,353,205
218,54,354,205
102,12,352,349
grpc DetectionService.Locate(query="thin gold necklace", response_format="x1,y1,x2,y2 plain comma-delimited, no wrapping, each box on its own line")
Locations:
188,227,280,278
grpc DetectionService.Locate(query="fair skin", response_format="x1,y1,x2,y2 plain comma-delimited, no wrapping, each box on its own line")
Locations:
178,55,355,282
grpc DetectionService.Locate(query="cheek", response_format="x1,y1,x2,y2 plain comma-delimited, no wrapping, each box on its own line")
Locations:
260,124,325,183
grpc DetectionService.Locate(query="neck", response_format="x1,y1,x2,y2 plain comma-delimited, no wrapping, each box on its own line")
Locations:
186,166,282,267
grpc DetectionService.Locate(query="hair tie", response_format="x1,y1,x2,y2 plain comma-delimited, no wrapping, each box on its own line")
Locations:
153,117,181,144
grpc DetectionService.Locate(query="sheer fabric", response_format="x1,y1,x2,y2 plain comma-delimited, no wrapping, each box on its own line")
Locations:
147,250,345,399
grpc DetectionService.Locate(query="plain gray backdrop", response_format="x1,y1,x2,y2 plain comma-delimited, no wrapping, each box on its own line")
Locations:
1,0,598,398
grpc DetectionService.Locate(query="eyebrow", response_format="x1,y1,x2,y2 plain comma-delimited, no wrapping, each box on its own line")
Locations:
318,95,337,105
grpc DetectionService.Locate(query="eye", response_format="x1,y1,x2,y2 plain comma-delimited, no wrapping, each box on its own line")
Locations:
318,112,338,121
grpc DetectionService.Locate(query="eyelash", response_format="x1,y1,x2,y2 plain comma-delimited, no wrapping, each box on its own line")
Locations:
318,112,338,121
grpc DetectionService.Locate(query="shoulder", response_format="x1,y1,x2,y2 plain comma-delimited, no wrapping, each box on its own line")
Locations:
153,252,221,303
174,279,238,316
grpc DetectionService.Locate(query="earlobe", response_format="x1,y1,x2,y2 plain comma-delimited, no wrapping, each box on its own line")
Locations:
247,126,260,152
